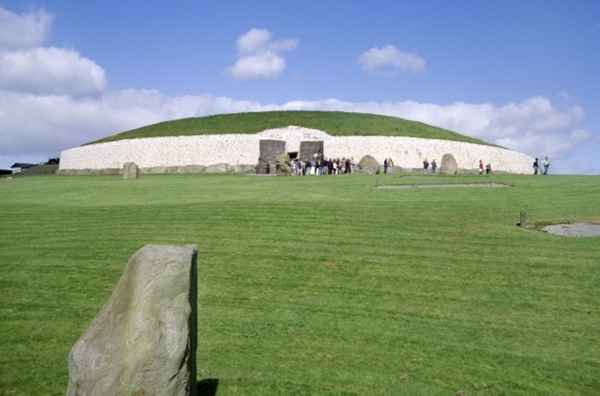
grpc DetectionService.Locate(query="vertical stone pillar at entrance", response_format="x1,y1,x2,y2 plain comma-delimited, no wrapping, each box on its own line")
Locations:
299,141,324,161
256,140,286,174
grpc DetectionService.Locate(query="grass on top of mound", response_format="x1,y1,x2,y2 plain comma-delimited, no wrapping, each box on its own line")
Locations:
89,111,494,146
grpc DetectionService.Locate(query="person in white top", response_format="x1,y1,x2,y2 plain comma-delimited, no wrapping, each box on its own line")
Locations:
543,156,550,175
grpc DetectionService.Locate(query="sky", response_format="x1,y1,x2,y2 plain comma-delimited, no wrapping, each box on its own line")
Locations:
1,0,599,173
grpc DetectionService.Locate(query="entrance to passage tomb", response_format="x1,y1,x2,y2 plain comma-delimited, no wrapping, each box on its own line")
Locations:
299,141,324,161
256,139,286,174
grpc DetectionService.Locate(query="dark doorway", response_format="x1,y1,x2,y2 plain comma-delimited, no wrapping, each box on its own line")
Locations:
288,152,298,160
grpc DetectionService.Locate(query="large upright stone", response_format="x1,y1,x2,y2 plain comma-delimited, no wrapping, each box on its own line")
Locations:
299,140,324,162
257,139,286,174
122,162,139,179
67,245,198,396
358,155,379,175
440,153,458,175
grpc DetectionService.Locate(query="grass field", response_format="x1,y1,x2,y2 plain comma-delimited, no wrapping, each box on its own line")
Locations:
1,174,599,395
90,111,493,146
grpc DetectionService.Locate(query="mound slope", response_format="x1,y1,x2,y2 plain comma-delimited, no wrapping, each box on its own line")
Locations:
89,111,493,146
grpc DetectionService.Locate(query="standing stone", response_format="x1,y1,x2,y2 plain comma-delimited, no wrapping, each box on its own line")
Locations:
440,153,458,175
122,162,139,179
299,141,324,162
358,155,379,175
67,245,198,396
257,139,286,174
519,210,528,228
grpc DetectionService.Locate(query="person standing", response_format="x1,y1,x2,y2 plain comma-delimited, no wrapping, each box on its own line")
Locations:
431,159,437,173
486,163,492,175
383,158,388,175
479,160,484,175
423,158,429,174
543,156,550,175
533,158,539,175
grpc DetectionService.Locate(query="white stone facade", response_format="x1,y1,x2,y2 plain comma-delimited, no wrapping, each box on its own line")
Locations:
60,126,533,174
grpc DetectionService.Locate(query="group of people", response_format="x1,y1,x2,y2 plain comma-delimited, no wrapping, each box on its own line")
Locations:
290,157,355,176
288,154,549,176
478,160,493,175
422,159,439,173
383,158,395,174
533,157,550,175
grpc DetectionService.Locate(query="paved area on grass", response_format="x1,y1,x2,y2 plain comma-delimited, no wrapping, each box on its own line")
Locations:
543,223,600,237
377,183,509,189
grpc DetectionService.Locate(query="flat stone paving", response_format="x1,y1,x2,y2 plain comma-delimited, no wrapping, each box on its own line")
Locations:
377,183,509,189
543,223,600,237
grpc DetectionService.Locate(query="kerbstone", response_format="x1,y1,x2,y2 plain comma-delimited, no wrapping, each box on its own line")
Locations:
205,163,229,173
122,162,139,179
440,153,458,175
358,155,379,175
67,245,198,396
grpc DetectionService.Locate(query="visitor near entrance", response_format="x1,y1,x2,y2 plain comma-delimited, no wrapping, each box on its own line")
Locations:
479,160,484,175
486,162,492,174
431,159,437,173
423,159,430,173
533,158,539,175
543,156,550,175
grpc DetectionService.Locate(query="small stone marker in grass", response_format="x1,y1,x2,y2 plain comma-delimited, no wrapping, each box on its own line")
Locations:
440,153,457,175
67,245,198,396
519,210,528,228
122,162,139,179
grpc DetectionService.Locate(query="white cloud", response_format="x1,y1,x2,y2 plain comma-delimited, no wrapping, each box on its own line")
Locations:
0,6,53,50
0,47,106,96
228,52,285,80
237,28,271,53
228,28,297,80
359,45,426,73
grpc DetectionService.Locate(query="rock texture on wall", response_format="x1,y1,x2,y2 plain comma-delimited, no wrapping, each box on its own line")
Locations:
60,126,533,174
67,245,198,396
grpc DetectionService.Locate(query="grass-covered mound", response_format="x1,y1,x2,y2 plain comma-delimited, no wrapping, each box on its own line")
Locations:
1,174,599,394
90,110,493,146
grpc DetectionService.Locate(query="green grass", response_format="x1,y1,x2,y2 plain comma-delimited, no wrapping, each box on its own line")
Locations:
90,110,493,146
1,174,599,395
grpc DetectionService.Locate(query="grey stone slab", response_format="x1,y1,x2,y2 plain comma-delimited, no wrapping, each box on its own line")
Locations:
122,162,139,179
67,245,198,396
543,223,600,237
440,153,458,175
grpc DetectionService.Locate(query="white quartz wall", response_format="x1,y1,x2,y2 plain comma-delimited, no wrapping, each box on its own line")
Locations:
60,126,532,174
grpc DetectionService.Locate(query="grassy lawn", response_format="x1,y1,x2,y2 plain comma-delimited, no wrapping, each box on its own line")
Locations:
0,174,599,395
90,111,493,146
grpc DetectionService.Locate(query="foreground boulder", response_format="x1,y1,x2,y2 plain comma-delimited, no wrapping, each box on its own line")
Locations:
67,245,198,396
440,153,458,175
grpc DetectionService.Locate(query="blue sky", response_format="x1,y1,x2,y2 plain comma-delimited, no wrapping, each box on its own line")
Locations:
1,0,599,173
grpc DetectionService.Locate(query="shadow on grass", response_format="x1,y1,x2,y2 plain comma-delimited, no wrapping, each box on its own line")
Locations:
197,378,219,396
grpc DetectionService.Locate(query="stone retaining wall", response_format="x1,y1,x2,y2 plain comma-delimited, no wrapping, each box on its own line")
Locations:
60,126,533,174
